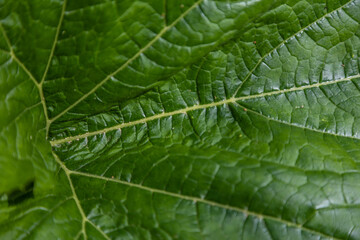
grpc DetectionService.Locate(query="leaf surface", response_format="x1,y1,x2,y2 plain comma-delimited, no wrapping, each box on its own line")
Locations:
1,0,360,239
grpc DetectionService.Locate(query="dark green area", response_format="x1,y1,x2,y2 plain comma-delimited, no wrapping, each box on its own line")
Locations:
1,0,360,239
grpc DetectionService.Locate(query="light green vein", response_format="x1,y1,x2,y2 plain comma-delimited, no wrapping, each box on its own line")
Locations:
40,0,67,84
0,22,51,135
231,0,354,97
68,169,341,240
0,24,39,87
49,0,204,124
50,73,360,145
53,153,111,240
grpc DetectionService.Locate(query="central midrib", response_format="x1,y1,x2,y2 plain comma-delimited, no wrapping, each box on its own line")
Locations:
48,0,354,125
50,73,360,145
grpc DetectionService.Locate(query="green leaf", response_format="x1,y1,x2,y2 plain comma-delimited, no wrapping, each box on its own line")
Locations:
1,0,360,239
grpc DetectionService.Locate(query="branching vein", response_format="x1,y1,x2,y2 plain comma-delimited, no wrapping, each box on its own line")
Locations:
64,166,341,240
40,0,67,85
49,0,204,123
0,23,51,135
231,0,353,97
53,153,111,240
50,74,360,145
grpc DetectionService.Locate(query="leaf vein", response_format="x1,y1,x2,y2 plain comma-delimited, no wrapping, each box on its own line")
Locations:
49,0,204,123
0,23,51,135
231,0,354,97
69,169,342,240
40,0,67,85
50,74,360,145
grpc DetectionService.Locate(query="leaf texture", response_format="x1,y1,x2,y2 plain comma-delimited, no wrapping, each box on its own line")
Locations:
1,0,360,239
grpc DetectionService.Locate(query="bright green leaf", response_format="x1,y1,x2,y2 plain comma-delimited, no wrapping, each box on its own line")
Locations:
1,0,360,239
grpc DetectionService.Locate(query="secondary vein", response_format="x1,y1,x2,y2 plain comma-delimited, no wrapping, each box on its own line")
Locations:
53,153,89,240
49,0,204,124
0,23,51,135
231,0,354,98
50,73,360,145
69,169,342,240
40,0,67,84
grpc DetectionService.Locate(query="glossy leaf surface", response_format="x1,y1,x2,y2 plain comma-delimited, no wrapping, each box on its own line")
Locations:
1,0,360,239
